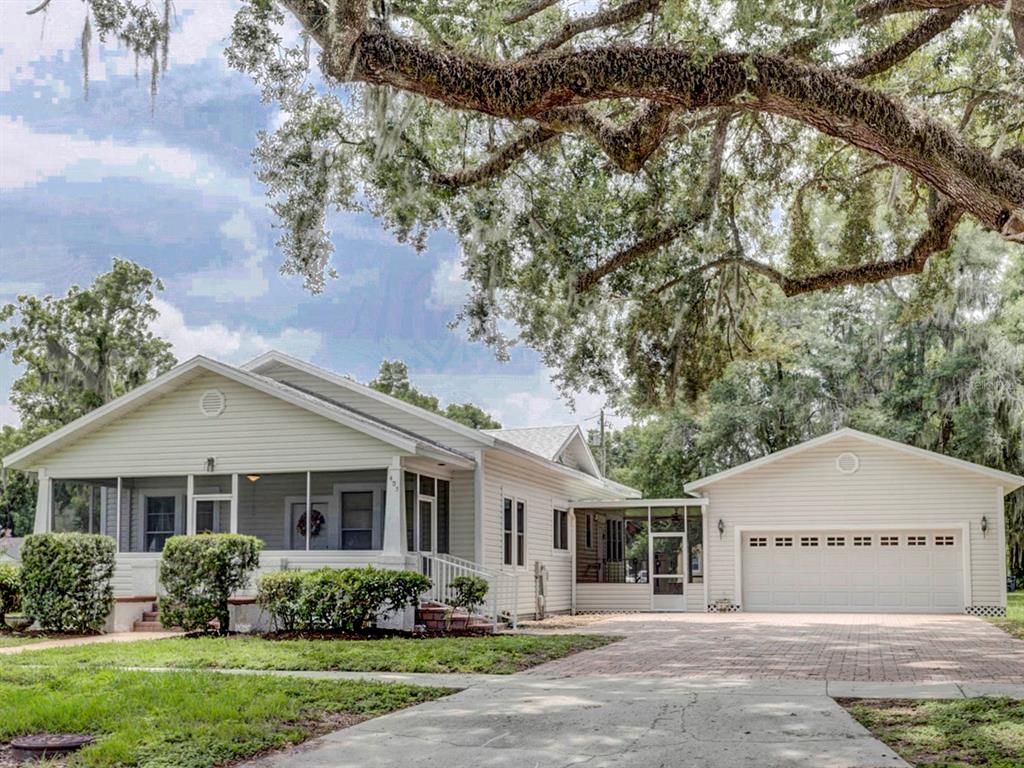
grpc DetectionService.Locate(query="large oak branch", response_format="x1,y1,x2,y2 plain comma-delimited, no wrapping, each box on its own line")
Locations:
343,33,1023,235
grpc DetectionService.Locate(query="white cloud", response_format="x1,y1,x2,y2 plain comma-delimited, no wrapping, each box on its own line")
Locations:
0,281,45,297
428,253,470,311
150,298,323,364
188,210,270,302
0,117,260,204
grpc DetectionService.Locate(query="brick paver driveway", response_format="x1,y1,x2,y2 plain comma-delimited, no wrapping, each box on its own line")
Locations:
526,613,1024,682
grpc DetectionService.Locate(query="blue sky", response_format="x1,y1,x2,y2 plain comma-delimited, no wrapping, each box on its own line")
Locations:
0,1,614,431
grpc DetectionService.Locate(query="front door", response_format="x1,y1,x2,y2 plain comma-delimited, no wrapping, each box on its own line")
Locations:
651,533,686,610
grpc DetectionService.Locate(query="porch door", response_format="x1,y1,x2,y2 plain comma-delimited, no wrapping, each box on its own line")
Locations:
650,533,687,610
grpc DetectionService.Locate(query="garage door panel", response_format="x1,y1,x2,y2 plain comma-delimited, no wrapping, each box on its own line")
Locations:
742,529,963,613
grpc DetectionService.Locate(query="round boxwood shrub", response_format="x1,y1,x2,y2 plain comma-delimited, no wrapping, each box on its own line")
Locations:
21,533,115,633
258,566,431,633
159,534,262,635
0,563,21,628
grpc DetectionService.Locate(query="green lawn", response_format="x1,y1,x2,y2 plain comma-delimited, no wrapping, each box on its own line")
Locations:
987,591,1024,641
841,697,1024,768
7,633,619,674
0,666,445,768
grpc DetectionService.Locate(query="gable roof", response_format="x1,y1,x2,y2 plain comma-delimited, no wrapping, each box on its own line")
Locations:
242,350,496,448
484,425,576,461
2,356,475,471
485,424,602,477
683,427,1024,493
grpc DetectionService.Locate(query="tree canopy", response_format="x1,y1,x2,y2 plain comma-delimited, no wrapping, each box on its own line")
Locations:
369,359,502,428
38,0,1024,408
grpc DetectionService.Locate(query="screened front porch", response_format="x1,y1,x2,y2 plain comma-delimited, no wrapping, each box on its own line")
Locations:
572,500,707,613
43,463,472,597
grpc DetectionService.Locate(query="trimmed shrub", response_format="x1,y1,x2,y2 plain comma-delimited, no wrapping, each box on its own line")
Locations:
159,534,262,634
21,533,115,633
255,570,305,631
0,563,21,627
258,566,431,633
448,574,489,614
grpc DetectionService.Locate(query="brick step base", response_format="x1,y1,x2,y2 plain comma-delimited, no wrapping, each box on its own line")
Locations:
132,620,167,632
416,602,496,634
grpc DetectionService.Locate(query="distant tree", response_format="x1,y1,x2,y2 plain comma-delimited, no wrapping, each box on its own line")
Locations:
0,259,176,431
369,360,501,429
0,260,177,535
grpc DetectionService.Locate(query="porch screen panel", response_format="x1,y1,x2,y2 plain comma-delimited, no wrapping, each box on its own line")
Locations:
118,476,187,552
236,472,308,550
50,478,116,535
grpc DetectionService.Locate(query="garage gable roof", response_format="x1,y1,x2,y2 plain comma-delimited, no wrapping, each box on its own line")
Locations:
2,356,474,471
684,428,1024,493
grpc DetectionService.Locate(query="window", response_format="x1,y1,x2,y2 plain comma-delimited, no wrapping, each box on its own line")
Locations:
800,536,819,547
853,535,872,547
405,472,416,551
774,536,793,547
516,501,526,566
436,479,450,555
585,513,593,548
749,536,768,547
908,535,927,546
145,496,177,552
553,509,569,550
935,535,955,546
827,536,845,547
880,535,899,546
503,498,514,565
340,491,374,549
606,518,624,560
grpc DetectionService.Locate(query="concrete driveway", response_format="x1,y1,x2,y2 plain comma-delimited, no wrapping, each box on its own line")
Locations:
243,676,909,768
525,612,1024,682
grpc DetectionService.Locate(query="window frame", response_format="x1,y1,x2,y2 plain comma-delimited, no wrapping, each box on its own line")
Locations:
501,495,527,569
585,513,593,549
552,508,569,552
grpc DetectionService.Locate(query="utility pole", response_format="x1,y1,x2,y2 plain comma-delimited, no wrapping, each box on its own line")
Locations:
599,409,607,476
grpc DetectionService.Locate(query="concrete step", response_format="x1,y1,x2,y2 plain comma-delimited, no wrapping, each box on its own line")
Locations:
132,620,166,632
141,611,160,622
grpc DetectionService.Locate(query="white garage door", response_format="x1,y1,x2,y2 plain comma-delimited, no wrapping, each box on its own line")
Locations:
742,530,963,613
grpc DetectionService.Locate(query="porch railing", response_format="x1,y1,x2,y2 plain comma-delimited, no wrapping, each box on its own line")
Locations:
418,553,518,630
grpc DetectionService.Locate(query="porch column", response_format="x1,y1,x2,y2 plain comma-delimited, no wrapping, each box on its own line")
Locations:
382,456,405,555
33,468,50,533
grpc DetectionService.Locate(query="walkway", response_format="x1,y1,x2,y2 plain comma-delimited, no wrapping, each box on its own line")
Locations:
524,612,1024,681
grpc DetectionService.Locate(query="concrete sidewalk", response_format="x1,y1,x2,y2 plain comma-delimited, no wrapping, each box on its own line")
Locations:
236,675,914,768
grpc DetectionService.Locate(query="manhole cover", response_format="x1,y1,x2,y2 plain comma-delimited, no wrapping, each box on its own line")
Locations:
10,733,94,762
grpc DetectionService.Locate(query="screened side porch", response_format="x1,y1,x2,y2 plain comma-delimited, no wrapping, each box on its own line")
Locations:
572,500,708,613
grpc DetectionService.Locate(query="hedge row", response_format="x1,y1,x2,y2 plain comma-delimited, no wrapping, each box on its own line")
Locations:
257,567,430,632
20,533,115,633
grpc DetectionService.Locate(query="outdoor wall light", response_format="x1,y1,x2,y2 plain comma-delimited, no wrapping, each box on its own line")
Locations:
246,475,261,483
981,515,988,537
717,518,725,538
205,457,216,472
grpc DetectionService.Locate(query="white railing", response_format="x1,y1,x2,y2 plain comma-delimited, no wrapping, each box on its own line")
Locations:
418,553,518,629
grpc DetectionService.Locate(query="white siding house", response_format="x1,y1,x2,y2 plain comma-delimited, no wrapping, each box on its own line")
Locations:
3,351,1018,629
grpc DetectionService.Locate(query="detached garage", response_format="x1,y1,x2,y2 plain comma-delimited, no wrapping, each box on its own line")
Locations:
683,429,1022,617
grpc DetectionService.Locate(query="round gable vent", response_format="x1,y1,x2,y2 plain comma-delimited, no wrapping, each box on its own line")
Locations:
199,389,226,417
836,451,859,474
